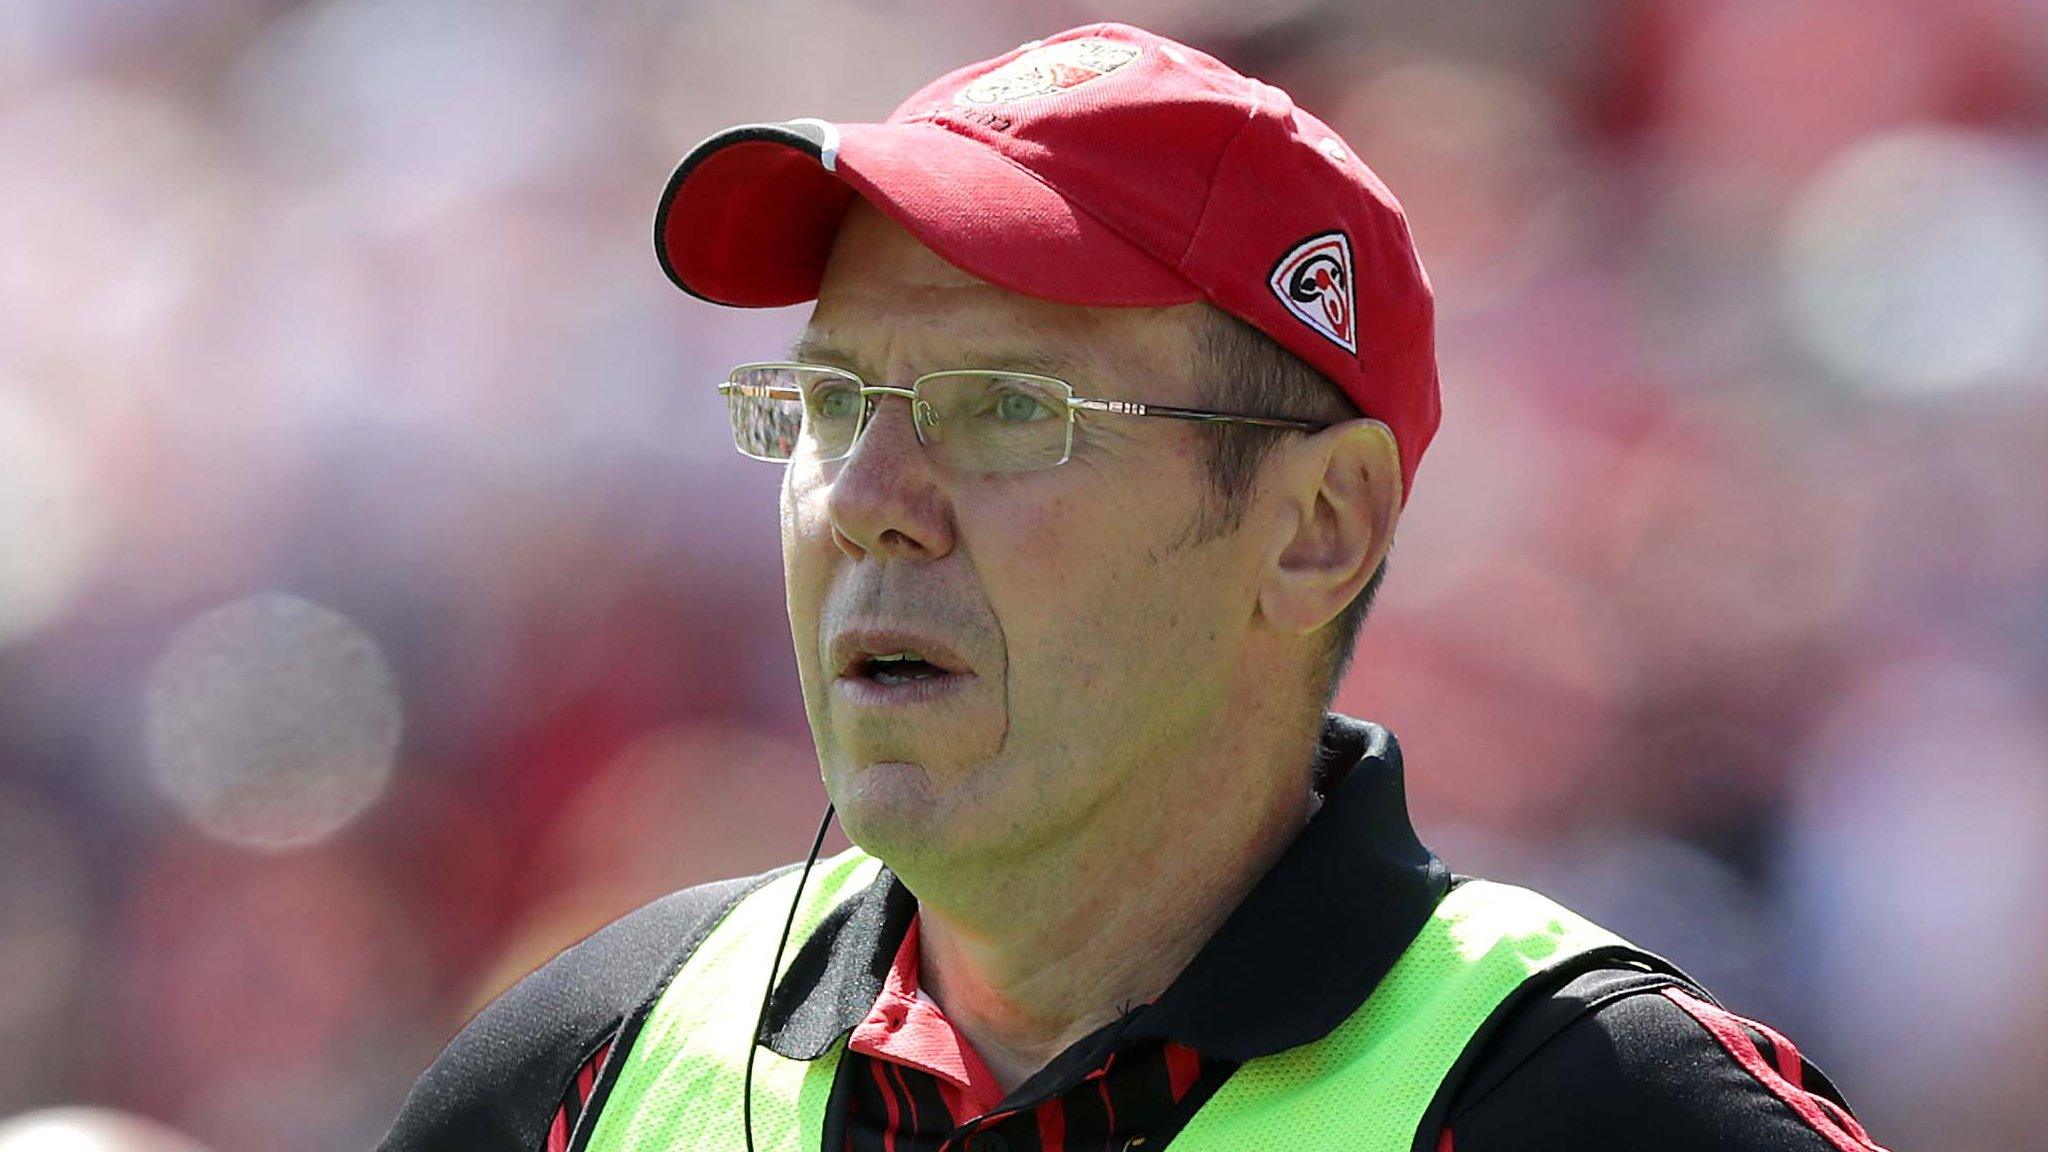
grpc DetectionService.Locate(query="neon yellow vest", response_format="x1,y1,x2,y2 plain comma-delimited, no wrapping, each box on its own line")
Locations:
586,847,1652,1152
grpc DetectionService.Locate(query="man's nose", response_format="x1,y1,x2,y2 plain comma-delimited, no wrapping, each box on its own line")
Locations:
824,395,956,562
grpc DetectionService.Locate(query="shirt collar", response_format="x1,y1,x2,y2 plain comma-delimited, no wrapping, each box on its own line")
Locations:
760,712,1450,1062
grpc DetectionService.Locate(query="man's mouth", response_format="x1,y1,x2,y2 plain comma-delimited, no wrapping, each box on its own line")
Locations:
830,630,976,705
854,651,948,686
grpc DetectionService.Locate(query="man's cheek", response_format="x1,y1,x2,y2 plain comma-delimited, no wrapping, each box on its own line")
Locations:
780,494,831,696
997,495,1096,594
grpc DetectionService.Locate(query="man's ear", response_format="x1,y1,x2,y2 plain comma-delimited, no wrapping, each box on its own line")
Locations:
1257,418,1401,635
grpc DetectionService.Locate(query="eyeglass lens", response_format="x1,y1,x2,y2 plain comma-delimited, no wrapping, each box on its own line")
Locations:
724,366,1074,472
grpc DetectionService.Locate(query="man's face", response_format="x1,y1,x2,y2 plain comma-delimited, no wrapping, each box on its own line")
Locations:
782,202,1272,870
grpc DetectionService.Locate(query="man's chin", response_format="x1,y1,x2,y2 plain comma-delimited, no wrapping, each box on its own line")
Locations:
827,756,970,861
832,752,931,810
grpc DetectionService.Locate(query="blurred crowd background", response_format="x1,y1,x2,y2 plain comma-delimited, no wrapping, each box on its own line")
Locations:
3,0,2046,1149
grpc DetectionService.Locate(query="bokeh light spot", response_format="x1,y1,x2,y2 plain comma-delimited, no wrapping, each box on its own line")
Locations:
145,593,402,851
1781,129,2048,396
0,386,108,647
0,1107,212,1152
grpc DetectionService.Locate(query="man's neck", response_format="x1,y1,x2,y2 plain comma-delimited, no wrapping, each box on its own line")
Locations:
906,721,1320,1093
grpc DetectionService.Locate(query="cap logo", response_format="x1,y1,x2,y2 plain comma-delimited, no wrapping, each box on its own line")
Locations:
1270,231,1357,355
956,39,1140,106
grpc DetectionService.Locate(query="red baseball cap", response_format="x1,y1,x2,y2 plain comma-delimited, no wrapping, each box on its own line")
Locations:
655,21,1439,501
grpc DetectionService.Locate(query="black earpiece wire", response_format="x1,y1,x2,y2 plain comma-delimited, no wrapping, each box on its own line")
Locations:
745,802,837,1152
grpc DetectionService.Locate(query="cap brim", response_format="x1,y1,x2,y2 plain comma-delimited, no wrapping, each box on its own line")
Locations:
655,120,1202,309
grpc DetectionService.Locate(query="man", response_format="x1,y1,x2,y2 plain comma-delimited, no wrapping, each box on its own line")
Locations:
383,23,1887,1152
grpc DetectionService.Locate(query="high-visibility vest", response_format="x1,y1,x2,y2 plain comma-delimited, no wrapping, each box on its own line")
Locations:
585,847,1666,1152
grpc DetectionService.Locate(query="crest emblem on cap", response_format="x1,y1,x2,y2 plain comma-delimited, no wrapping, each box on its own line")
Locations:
956,39,1141,105
1270,231,1357,355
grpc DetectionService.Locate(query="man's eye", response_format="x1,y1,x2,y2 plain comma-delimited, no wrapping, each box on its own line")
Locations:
812,386,860,420
994,390,1052,422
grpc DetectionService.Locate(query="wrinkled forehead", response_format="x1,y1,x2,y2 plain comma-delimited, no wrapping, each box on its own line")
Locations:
804,202,1207,394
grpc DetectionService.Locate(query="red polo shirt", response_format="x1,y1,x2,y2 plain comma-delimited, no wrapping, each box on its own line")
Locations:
839,915,1214,1152
848,916,1009,1119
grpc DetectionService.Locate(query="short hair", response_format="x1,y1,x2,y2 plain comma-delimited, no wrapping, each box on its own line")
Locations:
1187,306,1389,700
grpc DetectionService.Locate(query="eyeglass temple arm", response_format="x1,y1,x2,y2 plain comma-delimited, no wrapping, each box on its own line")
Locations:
719,381,802,400
721,382,921,402
1069,397,1329,432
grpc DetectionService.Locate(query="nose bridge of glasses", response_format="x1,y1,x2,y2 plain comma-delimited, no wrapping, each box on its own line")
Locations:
840,384,928,458
856,385,918,429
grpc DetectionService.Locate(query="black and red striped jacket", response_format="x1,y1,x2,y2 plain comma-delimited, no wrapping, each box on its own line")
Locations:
383,715,1887,1152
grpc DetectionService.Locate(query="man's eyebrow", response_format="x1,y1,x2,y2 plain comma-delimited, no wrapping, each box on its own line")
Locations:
784,336,1086,381
785,336,861,369
972,348,1087,379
